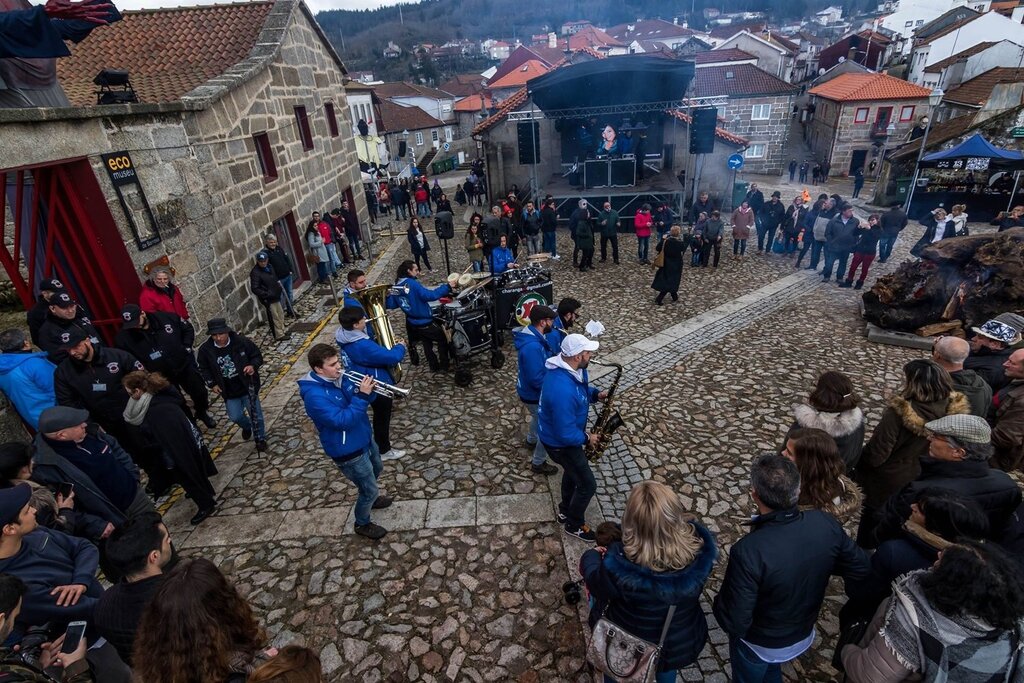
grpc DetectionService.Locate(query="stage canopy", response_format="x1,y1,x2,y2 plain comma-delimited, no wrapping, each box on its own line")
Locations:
526,56,696,119
922,133,1024,164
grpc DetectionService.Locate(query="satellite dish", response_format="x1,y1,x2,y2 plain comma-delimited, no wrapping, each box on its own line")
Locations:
818,68,826,75
838,56,846,63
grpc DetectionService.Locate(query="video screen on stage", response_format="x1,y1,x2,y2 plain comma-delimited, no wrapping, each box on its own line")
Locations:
558,117,665,164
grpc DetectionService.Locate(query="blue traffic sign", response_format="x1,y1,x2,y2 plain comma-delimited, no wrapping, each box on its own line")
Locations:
728,153,745,170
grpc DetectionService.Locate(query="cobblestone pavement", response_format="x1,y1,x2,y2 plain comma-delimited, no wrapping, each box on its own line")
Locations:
158,212,943,681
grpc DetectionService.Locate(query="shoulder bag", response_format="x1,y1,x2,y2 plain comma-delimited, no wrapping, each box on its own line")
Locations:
812,215,830,242
651,245,666,269
586,605,677,683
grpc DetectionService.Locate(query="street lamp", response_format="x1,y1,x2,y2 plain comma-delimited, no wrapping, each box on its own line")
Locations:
876,121,897,181
904,87,945,214
401,129,409,175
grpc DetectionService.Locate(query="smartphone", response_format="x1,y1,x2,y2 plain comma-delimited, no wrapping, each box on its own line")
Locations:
61,621,87,655
57,482,74,499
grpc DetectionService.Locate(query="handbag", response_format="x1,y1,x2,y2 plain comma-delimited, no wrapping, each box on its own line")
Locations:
812,215,830,241
771,239,786,254
586,605,676,683
651,246,666,269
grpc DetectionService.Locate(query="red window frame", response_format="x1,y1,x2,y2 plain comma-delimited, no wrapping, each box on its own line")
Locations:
253,132,277,181
325,102,339,138
899,105,916,122
854,107,870,124
294,106,314,151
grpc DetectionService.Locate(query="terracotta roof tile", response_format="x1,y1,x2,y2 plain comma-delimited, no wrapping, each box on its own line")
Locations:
453,93,491,112
377,100,445,133
374,81,452,99
694,48,758,64
692,63,798,98
923,42,998,73
487,60,550,89
56,1,274,106
808,72,932,102
666,109,749,146
942,67,1024,106
472,86,528,135
568,26,626,50
439,74,486,98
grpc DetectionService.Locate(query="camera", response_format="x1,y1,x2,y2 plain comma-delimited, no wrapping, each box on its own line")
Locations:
17,625,51,668
562,579,583,605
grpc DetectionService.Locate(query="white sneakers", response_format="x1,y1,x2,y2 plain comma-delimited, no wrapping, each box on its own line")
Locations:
381,448,406,461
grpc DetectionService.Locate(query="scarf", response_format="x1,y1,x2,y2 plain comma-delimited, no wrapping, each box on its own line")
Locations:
122,393,153,426
881,571,1024,681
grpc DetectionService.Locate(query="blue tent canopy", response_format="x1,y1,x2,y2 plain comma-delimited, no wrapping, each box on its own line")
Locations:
922,133,1024,162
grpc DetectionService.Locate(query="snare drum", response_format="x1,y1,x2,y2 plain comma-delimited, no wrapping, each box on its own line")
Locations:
444,302,463,313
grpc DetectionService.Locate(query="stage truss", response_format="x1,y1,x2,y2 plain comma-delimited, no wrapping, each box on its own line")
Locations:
506,96,731,121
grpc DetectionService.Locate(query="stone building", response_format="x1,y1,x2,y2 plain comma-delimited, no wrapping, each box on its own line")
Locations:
0,0,367,338
807,72,932,176
690,64,798,174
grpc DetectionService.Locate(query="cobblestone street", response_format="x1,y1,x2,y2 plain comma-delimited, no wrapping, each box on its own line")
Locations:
159,206,945,681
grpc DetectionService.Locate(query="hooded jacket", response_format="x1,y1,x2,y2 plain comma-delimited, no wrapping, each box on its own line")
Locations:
297,370,373,461
537,354,599,448
336,327,404,384
949,368,992,417
857,392,971,508
138,280,189,320
514,326,555,404
390,276,450,326
791,404,865,471
0,351,55,429
580,523,718,671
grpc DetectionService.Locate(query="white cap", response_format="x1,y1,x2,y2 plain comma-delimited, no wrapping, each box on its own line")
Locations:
561,333,599,356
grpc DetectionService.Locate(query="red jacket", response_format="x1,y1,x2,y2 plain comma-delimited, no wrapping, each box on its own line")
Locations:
415,188,429,203
139,281,190,320
317,220,333,245
634,211,653,238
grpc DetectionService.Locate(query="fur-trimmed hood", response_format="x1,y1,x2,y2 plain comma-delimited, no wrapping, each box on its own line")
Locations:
792,404,864,438
602,522,718,603
887,392,970,436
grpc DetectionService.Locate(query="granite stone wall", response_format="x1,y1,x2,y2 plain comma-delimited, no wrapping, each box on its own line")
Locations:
719,94,795,175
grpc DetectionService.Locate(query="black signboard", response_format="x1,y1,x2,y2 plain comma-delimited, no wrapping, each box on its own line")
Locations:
495,277,553,330
100,152,162,250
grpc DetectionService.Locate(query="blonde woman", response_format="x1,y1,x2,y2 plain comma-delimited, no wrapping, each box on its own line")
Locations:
949,203,969,236
580,480,717,682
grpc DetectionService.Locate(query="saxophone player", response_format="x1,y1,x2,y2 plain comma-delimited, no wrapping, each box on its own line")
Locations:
538,333,609,543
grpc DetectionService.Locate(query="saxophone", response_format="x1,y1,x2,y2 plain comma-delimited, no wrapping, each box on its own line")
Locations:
585,360,625,461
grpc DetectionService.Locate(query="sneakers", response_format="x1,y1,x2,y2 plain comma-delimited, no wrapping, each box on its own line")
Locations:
242,427,253,441
255,439,268,453
551,255,561,261
197,413,218,429
838,280,853,288
557,511,567,524
372,495,393,509
531,462,558,475
562,523,597,543
355,522,387,540
380,448,405,461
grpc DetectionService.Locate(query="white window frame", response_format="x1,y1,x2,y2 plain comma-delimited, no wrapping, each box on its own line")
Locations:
854,107,870,123
442,102,452,113
444,127,453,142
744,143,766,159
751,104,772,120
414,131,424,145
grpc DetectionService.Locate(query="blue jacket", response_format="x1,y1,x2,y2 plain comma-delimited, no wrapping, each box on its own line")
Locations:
491,247,515,274
514,326,555,404
0,351,56,429
297,370,373,460
336,328,405,384
390,276,450,326
342,287,362,312
545,317,568,353
538,355,599,448
581,523,718,671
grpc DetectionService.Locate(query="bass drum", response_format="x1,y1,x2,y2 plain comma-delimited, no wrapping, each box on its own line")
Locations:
450,311,491,357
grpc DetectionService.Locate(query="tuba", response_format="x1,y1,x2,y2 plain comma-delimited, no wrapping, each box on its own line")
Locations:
585,360,625,461
351,283,403,383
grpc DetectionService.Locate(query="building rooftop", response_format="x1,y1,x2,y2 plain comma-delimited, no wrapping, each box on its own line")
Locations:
453,93,491,112
691,63,798,98
708,22,765,40
916,13,981,46
809,72,932,102
439,74,486,98
943,66,1024,106
487,60,551,89
606,19,694,42
923,42,999,73
376,100,445,133
374,81,453,100
694,48,758,64
55,0,275,106
568,25,626,50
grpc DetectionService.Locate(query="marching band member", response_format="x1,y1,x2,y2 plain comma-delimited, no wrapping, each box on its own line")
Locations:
538,333,608,542
514,306,559,476
336,306,407,462
546,297,582,351
389,260,452,373
344,268,413,362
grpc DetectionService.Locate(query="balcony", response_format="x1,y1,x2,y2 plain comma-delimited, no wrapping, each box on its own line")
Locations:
870,122,894,140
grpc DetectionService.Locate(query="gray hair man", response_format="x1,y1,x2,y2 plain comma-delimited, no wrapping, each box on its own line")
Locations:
932,336,992,416
991,348,1024,472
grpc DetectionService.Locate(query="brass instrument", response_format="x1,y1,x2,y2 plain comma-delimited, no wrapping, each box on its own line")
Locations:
351,283,404,383
343,371,411,399
585,360,625,461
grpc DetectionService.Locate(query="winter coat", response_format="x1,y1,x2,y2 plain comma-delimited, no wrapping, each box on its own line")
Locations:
949,368,992,417
491,247,515,274
264,245,293,279
790,405,866,472
249,265,283,305
541,206,558,233
114,311,196,377
950,212,969,236
598,209,619,237
634,211,653,238
825,215,859,252
568,208,588,238
306,230,328,263
37,308,102,365
760,200,786,231
53,348,145,430
514,325,556,404
336,328,405,385
465,230,484,262
652,237,684,293
390,276,450,326
522,209,542,236
436,199,452,214
414,187,429,204
130,389,216,499
713,507,869,649
689,197,715,224
407,229,431,256
912,215,956,255
297,371,373,461
782,204,807,237
537,354,599,448
879,208,908,238
653,207,674,235
965,347,1013,392
575,219,594,250
703,218,724,242
745,189,764,215
580,523,718,671
138,281,190,320
852,224,882,255
856,392,970,508
0,351,55,429
992,380,1024,472
730,207,754,240
196,331,262,398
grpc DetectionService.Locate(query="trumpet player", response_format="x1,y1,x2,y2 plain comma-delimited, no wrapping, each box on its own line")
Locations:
336,306,407,462
538,333,608,543
299,343,392,541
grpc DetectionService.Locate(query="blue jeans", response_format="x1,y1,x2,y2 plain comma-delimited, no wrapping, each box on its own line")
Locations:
878,236,896,261
543,231,557,257
347,235,362,258
471,260,483,273
315,261,328,282
417,201,431,217
822,249,849,280
637,236,650,261
728,639,783,683
333,440,382,527
278,275,294,313
225,395,265,440
326,243,340,275
396,203,408,219
524,403,547,466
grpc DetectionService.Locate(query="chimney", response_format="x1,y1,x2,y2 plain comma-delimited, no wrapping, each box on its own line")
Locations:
548,32,557,48
673,17,679,25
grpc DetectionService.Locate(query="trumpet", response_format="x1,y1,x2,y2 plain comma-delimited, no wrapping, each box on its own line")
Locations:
343,371,411,399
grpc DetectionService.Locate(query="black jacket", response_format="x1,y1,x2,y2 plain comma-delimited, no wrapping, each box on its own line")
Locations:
760,200,786,230
37,307,102,365
54,347,144,429
965,347,1013,392
852,224,882,255
782,204,807,236
713,508,868,648
249,266,283,305
541,206,558,233
265,245,293,279
689,197,716,224
879,208,908,237
745,189,764,215
581,523,717,671
950,368,993,417
27,297,50,347
196,331,262,398
846,523,940,620
114,311,195,376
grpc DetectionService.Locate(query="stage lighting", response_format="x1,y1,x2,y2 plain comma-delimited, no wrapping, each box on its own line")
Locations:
93,69,130,87
94,69,139,105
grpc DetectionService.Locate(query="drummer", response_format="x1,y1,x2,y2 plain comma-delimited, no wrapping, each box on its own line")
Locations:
389,260,454,373
491,234,518,275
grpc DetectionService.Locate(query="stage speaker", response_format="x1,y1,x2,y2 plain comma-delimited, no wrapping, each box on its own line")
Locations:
689,107,717,155
434,211,454,239
663,144,675,171
398,140,407,158
518,121,541,165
